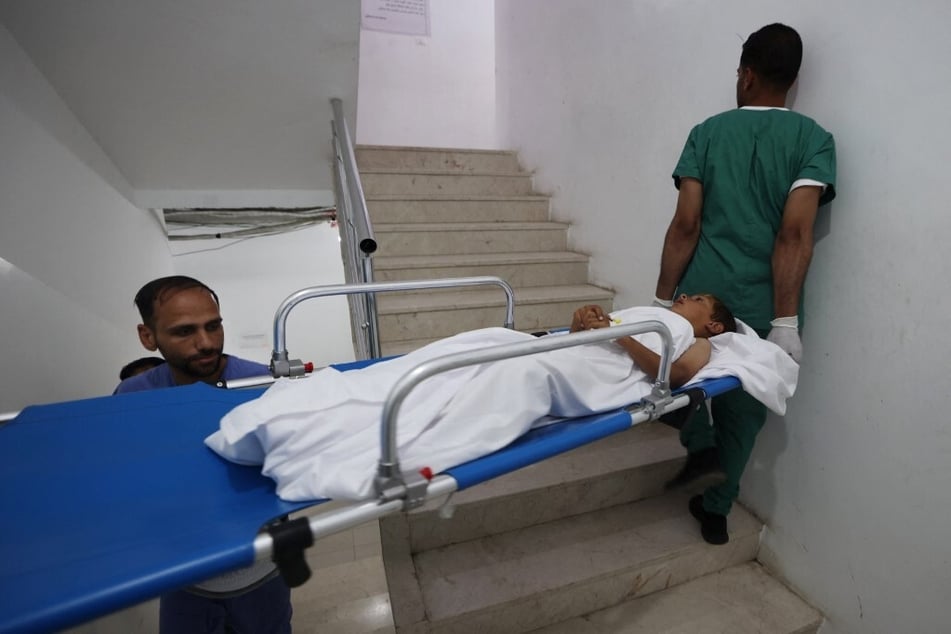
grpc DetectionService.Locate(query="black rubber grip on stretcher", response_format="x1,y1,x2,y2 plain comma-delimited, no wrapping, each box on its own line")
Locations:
658,387,706,430
267,517,314,587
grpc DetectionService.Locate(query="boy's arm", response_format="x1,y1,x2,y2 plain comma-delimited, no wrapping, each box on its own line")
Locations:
574,314,711,387
614,336,712,389
655,177,703,300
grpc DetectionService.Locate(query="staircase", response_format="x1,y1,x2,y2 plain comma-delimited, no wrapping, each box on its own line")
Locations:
354,145,615,355
380,422,823,633
356,145,822,632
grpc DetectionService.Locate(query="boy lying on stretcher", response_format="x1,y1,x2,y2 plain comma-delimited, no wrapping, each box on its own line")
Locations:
569,293,736,388
207,295,795,502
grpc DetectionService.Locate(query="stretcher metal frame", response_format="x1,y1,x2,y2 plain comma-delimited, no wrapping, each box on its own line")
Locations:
253,277,724,588
0,278,740,633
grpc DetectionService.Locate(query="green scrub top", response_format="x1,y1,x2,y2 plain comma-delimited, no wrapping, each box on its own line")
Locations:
673,108,836,331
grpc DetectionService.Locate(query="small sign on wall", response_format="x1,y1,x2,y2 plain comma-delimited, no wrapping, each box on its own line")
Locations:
361,0,430,36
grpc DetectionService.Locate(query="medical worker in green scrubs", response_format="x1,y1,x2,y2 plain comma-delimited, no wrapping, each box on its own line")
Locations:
654,23,836,545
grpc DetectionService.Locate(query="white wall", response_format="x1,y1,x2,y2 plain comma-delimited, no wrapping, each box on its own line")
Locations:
0,0,360,195
496,0,720,303
356,0,498,148
170,223,355,369
0,24,172,411
496,1,951,632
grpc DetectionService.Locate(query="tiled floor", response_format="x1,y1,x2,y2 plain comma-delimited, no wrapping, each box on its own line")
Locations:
290,508,396,634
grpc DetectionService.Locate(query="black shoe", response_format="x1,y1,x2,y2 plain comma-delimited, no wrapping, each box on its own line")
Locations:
664,447,724,490
689,494,729,545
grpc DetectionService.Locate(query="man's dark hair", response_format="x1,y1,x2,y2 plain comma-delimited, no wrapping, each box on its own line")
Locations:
134,276,219,328
119,356,166,381
708,295,738,334
740,23,802,91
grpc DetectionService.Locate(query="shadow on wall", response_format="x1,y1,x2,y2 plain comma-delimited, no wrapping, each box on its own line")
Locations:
814,204,832,243
742,410,787,524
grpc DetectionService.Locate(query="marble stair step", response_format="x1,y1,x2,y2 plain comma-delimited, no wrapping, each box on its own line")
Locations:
373,221,567,256
366,194,550,224
532,561,822,634
356,145,522,173
360,169,536,196
388,492,762,634
394,422,687,553
376,284,614,342
373,252,591,287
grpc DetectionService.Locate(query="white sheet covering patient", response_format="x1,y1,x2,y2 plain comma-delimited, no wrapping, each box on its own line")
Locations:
206,305,797,501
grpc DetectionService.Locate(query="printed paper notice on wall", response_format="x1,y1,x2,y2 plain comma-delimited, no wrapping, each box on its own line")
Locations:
361,0,430,36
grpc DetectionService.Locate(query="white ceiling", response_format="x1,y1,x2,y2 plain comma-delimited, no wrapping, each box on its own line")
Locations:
0,0,360,194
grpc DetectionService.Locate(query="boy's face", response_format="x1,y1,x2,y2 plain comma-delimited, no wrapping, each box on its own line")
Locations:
670,294,720,335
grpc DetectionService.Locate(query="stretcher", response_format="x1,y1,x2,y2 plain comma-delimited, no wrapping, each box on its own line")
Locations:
0,278,744,633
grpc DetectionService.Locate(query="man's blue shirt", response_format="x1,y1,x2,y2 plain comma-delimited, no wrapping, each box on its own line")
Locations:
114,355,269,393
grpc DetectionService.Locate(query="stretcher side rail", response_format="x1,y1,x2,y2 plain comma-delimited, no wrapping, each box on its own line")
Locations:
269,276,517,377
374,320,677,502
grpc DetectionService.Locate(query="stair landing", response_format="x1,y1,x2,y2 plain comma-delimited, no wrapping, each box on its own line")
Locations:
533,562,822,634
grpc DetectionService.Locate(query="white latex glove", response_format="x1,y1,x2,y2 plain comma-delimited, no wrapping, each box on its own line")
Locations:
767,316,802,363
652,295,674,308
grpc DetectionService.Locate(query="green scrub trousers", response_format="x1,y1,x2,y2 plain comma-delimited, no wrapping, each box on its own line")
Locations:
680,376,768,516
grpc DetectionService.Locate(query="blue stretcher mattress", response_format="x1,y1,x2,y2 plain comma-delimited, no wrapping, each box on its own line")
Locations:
0,362,738,633
0,383,315,633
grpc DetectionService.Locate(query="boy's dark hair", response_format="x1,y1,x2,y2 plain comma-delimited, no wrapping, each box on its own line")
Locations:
134,276,219,328
708,295,738,334
119,356,166,381
740,23,802,91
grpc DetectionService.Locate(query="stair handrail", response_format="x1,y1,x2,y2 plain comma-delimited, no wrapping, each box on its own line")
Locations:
331,98,376,258
331,150,372,360
330,97,381,359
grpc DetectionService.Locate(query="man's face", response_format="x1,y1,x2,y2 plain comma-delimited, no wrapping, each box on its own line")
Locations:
137,287,225,383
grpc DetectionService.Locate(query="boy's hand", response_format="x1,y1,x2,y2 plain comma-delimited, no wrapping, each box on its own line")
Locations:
571,305,609,331
582,308,610,329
